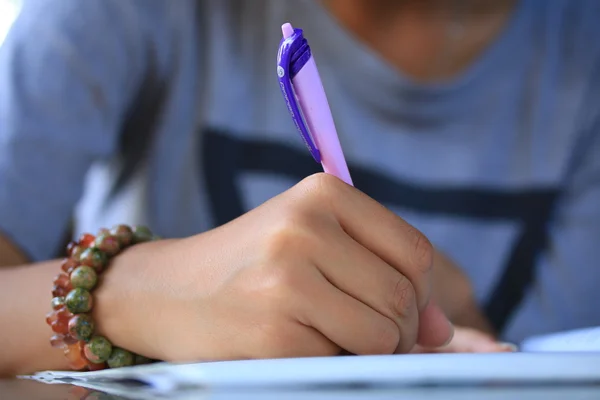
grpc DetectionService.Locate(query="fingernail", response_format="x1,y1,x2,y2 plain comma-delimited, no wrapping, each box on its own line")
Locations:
426,298,455,347
498,342,518,352
442,321,455,347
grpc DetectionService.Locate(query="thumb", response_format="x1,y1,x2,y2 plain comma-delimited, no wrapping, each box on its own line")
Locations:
412,326,518,354
416,298,454,348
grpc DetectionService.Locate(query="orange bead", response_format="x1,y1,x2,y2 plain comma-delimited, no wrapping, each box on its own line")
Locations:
49,307,71,334
50,334,66,349
64,342,87,370
68,386,90,398
46,306,71,321
61,258,79,274
66,242,78,257
46,310,58,326
63,334,79,346
51,318,69,334
52,285,68,298
51,296,65,310
78,233,96,248
87,361,107,371
57,307,73,322
53,273,73,291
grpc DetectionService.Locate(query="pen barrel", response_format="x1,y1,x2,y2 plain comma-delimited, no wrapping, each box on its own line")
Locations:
293,57,353,186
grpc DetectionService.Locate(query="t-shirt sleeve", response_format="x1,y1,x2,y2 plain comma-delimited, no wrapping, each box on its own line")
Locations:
504,81,600,343
0,0,148,261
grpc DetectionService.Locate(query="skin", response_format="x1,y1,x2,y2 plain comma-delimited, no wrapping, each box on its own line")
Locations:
0,174,509,377
321,0,518,81
1,174,453,375
0,0,518,377
431,252,494,335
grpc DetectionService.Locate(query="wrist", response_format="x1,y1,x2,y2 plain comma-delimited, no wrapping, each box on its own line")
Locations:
93,238,179,361
46,226,163,370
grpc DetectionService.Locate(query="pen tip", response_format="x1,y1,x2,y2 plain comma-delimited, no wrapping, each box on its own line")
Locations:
282,23,294,39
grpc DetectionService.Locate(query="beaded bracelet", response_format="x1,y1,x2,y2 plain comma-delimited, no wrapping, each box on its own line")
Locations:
46,225,157,371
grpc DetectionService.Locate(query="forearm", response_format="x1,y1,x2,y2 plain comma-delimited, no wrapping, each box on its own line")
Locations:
0,233,179,376
0,260,70,377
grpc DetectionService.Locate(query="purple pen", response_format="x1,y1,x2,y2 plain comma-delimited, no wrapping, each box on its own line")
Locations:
276,22,353,186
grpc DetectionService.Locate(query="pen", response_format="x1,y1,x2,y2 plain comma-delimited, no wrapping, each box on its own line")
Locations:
276,22,353,186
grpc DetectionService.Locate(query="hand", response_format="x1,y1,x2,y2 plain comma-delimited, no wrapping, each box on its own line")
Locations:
94,173,453,362
411,326,517,353
431,251,494,335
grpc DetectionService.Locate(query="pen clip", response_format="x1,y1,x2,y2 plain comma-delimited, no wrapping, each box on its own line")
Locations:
277,27,322,163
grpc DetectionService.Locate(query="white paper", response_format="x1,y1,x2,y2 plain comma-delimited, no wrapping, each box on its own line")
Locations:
25,353,600,392
23,326,600,397
520,326,600,352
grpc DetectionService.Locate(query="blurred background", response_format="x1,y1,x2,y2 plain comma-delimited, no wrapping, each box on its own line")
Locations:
0,0,596,349
0,0,20,46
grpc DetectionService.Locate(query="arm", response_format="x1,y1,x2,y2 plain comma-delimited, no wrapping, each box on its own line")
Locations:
0,0,156,375
0,238,69,376
1,175,458,376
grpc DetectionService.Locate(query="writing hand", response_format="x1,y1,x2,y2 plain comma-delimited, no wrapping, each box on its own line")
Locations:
94,173,453,361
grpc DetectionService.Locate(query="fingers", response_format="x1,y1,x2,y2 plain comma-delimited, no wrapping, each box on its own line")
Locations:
284,173,453,354
441,327,516,353
416,300,454,348
312,224,419,353
411,326,518,353
301,271,401,355
301,174,435,311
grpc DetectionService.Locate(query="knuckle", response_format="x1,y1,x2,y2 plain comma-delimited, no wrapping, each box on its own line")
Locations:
410,228,434,274
263,217,311,261
298,172,341,204
256,208,322,303
259,229,314,299
259,256,306,298
302,172,340,190
388,275,417,318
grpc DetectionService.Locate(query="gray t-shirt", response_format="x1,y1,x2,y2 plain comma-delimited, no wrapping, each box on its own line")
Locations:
1,0,599,343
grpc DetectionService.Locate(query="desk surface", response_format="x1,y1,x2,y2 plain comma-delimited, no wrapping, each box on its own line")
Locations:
3,380,600,400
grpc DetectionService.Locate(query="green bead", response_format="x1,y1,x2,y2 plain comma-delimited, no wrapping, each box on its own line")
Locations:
79,248,108,272
110,225,133,247
84,336,113,363
65,288,93,314
132,226,153,244
70,266,97,291
134,355,153,365
71,246,84,262
68,314,95,341
107,347,135,368
81,391,113,400
97,228,111,236
94,233,121,256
